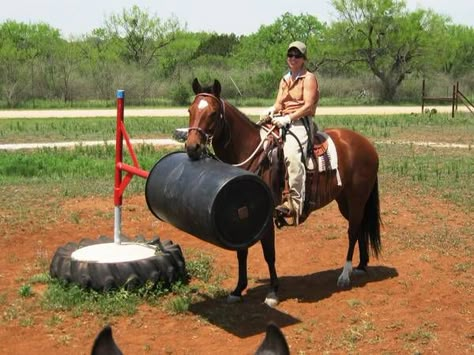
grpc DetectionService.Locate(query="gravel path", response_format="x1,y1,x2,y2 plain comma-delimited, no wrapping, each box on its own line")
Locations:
0,139,182,151
0,105,467,119
0,137,470,152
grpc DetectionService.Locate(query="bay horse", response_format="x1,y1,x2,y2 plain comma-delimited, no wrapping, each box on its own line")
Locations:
185,78,382,307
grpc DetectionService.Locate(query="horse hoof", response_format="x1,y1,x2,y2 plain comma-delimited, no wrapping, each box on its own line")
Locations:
264,292,279,308
227,294,243,304
337,275,351,289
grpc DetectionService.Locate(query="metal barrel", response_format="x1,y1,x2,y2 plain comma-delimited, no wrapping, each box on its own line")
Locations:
145,152,273,250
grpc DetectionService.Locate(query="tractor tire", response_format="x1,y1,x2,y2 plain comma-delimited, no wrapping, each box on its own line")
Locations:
49,235,186,291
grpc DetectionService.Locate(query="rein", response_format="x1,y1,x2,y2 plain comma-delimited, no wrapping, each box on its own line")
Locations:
224,125,278,168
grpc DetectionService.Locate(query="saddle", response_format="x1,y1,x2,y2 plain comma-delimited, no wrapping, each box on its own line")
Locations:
259,120,333,228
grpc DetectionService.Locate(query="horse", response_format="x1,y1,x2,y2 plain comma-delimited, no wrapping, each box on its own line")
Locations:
185,78,382,307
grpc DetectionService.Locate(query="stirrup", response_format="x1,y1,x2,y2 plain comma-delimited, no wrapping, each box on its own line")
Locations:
275,203,292,217
274,201,299,227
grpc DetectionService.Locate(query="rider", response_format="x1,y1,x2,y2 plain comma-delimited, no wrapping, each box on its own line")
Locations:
261,41,319,222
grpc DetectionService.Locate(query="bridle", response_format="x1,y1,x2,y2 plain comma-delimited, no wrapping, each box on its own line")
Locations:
187,93,226,146
187,92,281,170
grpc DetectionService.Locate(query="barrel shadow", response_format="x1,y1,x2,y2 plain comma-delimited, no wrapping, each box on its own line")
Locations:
188,293,301,338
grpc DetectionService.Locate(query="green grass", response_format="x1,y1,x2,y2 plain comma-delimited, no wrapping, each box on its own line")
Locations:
18,284,34,298
317,112,474,143
185,249,214,282
1,113,472,209
0,248,221,320
0,97,182,110
0,116,190,143
42,280,145,317
1,112,472,144
0,145,176,194
377,143,474,210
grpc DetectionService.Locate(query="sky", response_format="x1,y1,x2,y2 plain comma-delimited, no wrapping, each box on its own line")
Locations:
1,0,472,38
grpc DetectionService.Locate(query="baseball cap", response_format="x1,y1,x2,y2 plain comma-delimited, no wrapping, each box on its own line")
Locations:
288,41,307,56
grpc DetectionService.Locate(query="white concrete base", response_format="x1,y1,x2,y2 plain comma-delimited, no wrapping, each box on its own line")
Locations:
71,243,157,263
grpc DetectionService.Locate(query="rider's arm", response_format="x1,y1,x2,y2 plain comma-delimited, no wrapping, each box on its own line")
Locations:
287,74,319,122
272,79,286,114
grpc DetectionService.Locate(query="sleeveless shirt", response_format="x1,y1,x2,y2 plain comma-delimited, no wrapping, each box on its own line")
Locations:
279,70,317,116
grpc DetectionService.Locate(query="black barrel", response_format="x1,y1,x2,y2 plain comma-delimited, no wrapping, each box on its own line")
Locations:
145,152,273,250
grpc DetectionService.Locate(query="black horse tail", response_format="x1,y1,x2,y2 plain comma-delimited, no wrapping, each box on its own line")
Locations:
361,177,382,258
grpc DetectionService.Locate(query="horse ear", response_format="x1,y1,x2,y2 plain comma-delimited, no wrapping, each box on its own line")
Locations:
192,78,202,94
213,79,221,97
255,323,290,355
91,325,123,355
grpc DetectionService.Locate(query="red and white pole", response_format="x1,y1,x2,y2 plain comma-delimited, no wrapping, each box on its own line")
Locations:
114,90,125,244
113,89,150,244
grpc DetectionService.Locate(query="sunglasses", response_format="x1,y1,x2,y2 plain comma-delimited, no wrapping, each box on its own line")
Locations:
287,53,303,59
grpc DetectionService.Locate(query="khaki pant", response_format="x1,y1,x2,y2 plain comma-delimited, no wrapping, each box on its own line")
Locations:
283,119,308,216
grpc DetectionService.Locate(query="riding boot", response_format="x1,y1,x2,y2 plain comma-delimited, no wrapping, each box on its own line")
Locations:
275,196,300,226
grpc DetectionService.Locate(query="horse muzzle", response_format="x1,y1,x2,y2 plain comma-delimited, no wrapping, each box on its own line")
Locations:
185,141,206,160
186,127,210,160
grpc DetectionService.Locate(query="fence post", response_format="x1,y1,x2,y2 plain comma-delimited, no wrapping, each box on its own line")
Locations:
456,81,459,111
421,79,425,114
452,85,456,118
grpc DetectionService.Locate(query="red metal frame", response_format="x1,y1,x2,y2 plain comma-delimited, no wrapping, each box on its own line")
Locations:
114,90,149,207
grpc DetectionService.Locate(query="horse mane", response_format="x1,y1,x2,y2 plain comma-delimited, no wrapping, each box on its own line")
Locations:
226,102,259,127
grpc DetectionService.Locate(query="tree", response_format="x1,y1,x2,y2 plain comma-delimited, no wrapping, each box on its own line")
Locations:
233,13,326,96
193,33,240,58
329,0,449,102
442,24,474,78
80,28,123,100
0,21,61,106
104,5,182,67
235,12,326,70
50,39,84,102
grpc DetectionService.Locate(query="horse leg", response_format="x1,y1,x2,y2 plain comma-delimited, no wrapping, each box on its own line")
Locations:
356,231,369,272
337,225,358,288
336,197,365,288
227,248,248,303
260,225,279,307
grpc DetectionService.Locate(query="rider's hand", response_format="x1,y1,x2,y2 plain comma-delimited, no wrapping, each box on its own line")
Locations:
271,115,291,128
259,105,275,120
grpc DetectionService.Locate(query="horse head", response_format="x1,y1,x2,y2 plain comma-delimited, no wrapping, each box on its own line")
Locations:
186,78,224,160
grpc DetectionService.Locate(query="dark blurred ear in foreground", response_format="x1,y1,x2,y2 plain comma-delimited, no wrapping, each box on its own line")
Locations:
255,323,290,355
91,325,123,355
91,322,289,355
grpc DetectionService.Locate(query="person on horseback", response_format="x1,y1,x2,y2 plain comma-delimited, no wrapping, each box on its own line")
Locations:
261,41,320,222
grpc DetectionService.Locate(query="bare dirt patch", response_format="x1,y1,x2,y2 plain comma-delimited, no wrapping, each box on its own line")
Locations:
0,191,472,354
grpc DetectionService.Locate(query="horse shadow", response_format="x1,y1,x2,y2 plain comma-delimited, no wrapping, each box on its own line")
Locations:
256,265,399,304
188,265,398,338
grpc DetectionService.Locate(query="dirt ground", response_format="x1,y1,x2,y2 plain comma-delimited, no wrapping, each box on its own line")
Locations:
0,186,472,354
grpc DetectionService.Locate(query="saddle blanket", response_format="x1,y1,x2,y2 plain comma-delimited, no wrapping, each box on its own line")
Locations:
259,126,342,186
308,133,342,186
